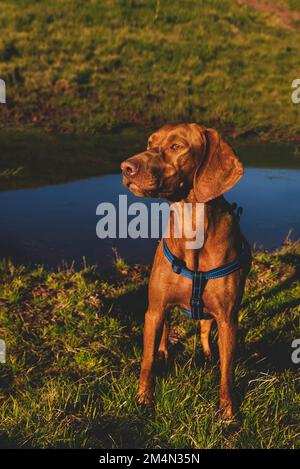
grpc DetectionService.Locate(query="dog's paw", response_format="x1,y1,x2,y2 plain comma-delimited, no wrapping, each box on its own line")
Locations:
137,389,154,406
219,399,238,422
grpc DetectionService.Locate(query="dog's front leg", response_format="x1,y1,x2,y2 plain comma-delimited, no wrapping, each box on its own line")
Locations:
138,307,165,406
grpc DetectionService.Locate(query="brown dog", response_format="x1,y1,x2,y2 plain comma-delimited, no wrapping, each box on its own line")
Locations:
121,123,251,420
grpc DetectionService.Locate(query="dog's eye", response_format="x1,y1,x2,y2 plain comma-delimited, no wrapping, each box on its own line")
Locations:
170,144,181,151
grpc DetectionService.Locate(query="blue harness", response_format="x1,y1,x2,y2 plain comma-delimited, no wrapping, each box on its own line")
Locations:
163,237,249,321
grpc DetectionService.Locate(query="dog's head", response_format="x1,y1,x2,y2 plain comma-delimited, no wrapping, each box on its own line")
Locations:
121,123,243,202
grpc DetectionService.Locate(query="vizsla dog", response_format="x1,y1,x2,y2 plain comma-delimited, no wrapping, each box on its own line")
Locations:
121,123,251,420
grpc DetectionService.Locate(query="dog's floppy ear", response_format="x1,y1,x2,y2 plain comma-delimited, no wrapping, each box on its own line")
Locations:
193,128,243,202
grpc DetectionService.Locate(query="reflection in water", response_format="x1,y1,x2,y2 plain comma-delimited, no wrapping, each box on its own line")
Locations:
0,131,299,269
0,168,299,270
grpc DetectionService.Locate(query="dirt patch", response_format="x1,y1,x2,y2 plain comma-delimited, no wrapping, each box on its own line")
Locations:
238,0,300,30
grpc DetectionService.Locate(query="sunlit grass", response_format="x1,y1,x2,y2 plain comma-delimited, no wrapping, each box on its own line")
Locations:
0,241,299,448
0,0,299,138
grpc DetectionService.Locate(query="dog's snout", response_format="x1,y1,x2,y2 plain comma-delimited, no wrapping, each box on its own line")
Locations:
121,160,139,177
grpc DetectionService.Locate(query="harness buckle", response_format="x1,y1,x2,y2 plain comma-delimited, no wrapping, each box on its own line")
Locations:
172,258,186,275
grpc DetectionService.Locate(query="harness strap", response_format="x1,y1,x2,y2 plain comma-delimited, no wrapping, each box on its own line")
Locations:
191,271,206,320
163,239,247,280
163,239,249,320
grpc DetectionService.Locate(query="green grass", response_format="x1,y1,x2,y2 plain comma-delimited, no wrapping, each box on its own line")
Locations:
0,241,299,448
0,0,300,138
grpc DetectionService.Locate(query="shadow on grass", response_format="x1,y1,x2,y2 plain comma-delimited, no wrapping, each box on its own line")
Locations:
242,252,300,309
107,284,148,326
0,432,33,449
89,414,147,449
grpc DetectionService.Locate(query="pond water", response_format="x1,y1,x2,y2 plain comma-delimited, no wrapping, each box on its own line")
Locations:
0,131,299,270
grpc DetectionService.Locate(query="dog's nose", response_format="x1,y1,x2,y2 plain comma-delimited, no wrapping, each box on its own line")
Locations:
121,160,139,177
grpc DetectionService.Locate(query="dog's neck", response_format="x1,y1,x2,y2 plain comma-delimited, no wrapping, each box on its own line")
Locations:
166,192,241,271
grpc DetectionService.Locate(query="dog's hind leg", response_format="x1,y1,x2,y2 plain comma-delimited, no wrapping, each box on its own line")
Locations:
200,318,214,362
157,314,170,363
